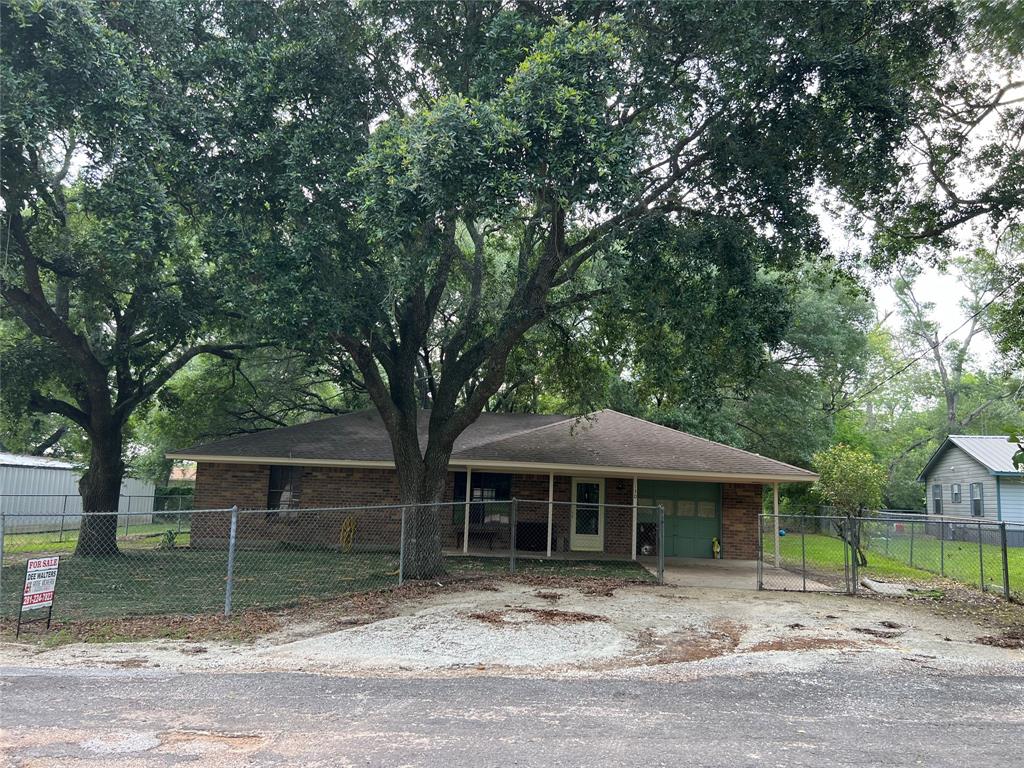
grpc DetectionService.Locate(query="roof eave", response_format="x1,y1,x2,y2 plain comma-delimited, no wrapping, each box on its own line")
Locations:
167,452,817,484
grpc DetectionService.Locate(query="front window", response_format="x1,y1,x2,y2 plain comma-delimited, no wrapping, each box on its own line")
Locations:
970,482,984,517
932,484,943,515
268,466,300,515
950,483,962,504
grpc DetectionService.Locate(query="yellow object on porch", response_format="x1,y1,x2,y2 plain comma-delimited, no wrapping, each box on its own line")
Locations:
712,537,721,559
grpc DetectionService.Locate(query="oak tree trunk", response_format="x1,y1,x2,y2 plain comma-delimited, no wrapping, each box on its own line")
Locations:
74,434,124,557
395,442,451,580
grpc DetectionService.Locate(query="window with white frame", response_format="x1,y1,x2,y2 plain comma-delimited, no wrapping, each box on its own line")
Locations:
950,483,962,504
931,484,943,515
970,482,984,517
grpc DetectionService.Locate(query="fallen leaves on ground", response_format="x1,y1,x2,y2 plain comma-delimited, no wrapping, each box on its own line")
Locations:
467,607,607,626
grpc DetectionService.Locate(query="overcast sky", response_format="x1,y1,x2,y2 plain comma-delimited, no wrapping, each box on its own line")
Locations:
871,263,999,367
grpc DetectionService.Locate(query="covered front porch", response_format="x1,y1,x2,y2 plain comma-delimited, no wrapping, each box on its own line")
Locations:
443,468,776,562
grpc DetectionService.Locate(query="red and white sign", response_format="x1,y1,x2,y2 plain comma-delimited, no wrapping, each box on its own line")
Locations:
22,556,60,611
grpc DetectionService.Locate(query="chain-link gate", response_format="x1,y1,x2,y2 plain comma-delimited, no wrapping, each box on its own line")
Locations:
759,512,1023,598
758,513,857,593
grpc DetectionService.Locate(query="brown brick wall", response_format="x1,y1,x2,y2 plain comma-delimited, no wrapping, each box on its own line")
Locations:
604,477,634,556
721,483,763,560
192,463,642,556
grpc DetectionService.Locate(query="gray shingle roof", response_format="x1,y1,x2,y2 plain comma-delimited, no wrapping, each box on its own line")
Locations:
920,435,1024,478
168,408,816,482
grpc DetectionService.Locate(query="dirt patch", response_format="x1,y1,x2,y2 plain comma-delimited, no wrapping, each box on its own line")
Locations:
859,580,1024,636
160,729,264,748
0,611,282,646
533,591,562,602
852,626,905,639
106,656,152,668
468,608,607,626
976,629,1024,649
745,637,860,653
635,619,744,665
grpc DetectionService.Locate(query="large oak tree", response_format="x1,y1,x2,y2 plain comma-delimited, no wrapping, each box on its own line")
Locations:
193,1,980,577
1,1,241,555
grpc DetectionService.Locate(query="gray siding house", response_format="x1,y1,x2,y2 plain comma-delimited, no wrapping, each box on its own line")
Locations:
918,436,1024,524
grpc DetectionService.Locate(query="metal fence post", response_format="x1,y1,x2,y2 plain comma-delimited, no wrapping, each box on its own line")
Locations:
224,505,239,617
909,520,915,567
978,521,985,592
509,498,518,574
0,508,5,618
58,495,68,543
939,519,945,576
124,496,132,537
756,513,763,590
1000,522,1010,600
801,526,807,592
398,506,406,587
657,504,665,585
849,515,859,595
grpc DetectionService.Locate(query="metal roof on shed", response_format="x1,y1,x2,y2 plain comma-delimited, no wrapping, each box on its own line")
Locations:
918,435,1024,480
0,452,74,470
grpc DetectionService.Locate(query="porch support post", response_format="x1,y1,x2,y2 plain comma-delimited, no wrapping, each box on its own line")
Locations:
463,467,472,554
546,472,554,558
773,482,780,568
631,476,638,561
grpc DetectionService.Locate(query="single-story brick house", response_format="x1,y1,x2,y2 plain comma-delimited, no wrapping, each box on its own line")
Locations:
167,409,816,560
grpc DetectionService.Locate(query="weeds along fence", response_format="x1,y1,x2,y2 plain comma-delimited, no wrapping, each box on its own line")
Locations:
0,499,664,629
759,512,1024,600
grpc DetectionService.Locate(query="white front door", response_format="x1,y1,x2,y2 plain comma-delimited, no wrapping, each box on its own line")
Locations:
570,477,605,552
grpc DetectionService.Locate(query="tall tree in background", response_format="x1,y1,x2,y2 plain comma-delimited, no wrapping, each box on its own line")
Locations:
199,1,974,577
0,2,240,555
839,252,1023,508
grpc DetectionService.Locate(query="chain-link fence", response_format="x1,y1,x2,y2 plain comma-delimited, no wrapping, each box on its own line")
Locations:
0,491,195,536
759,512,1024,599
1,498,664,633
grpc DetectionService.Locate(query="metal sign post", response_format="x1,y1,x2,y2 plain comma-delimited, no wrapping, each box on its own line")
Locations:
17,556,60,639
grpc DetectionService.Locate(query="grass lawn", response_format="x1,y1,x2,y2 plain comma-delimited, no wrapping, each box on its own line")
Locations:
3,522,192,556
1,548,400,621
1,542,654,626
766,531,1022,594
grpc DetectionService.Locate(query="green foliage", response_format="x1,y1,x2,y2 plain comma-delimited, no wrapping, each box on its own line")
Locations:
812,444,888,515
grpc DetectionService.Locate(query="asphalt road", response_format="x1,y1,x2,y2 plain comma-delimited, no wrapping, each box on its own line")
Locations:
2,665,1022,767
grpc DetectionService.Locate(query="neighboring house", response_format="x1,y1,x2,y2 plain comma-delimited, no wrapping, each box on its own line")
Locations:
917,435,1024,526
0,452,155,534
169,409,815,561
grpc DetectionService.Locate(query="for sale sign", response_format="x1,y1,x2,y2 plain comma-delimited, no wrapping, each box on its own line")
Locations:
22,556,60,611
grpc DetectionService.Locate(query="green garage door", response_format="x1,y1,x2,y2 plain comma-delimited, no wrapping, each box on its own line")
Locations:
638,480,721,558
